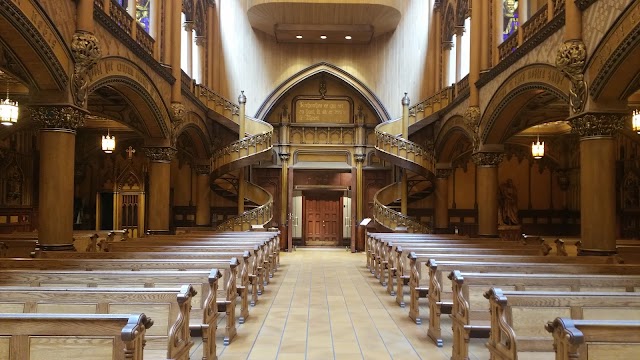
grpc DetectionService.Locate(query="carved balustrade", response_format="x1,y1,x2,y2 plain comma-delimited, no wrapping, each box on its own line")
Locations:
373,185,431,233
288,124,356,145
135,23,154,55
108,0,133,36
521,4,549,44
216,183,274,231
195,85,240,119
409,86,455,123
455,75,470,97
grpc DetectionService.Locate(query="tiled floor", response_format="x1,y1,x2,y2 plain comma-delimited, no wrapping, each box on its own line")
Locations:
194,248,490,360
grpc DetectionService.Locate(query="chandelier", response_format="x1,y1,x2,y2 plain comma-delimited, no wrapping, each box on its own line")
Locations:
0,83,18,126
531,134,544,159
101,130,116,153
633,109,640,134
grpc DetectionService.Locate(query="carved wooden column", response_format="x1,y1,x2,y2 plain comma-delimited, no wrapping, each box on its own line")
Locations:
184,21,194,77
434,2,443,92
434,168,453,233
355,152,365,251
194,36,206,83
170,0,182,103
454,26,464,83
31,106,85,250
144,147,176,234
570,113,624,254
472,152,504,237
400,94,410,215
480,0,491,71
237,92,247,215
194,164,211,226
442,42,453,88
279,152,290,251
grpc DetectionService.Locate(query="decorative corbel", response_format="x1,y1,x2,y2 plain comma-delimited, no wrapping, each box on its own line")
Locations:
70,31,102,108
555,40,587,114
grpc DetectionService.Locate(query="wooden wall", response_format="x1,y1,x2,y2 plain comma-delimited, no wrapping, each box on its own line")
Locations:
211,0,434,119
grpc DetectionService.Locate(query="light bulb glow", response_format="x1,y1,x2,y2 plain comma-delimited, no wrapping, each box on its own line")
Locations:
531,136,544,159
320,35,327,39
633,109,640,134
0,97,18,126
102,133,116,153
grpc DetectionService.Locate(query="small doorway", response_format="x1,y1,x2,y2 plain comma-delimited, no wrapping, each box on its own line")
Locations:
98,192,114,230
303,191,342,246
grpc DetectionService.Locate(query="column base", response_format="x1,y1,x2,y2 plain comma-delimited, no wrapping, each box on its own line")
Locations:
39,244,76,251
577,248,617,256
146,230,173,236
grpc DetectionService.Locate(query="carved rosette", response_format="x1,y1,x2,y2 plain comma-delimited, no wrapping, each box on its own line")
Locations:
354,153,366,163
143,147,177,163
471,152,504,167
436,168,453,179
71,32,102,107
193,164,211,175
556,40,587,114
569,112,625,138
31,106,85,131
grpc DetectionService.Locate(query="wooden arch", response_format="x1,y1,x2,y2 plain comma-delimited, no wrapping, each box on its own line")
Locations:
436,115,474,162
254,62,391,122
480,64,570,145
174,112,210,159
87,57,171,139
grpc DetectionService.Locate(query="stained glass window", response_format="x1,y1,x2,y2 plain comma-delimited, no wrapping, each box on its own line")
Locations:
136,0,150,32
503,0,519,40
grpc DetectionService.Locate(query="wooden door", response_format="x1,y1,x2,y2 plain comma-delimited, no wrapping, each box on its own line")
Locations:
304,192,341,246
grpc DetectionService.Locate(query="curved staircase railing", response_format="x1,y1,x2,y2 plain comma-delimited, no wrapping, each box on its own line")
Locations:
373,183,430,233
199,87,275,231
372,87,454,233
215,180,274,231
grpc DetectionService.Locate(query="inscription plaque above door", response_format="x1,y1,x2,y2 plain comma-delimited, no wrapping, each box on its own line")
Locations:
295,99,351,123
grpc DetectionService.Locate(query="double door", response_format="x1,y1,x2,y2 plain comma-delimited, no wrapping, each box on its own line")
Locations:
304,192,342,246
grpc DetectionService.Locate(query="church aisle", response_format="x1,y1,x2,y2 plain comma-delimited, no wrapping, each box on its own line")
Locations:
211,248,489,360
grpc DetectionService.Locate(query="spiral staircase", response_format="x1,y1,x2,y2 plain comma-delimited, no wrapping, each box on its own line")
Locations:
196,86,275,231
372,87,454,233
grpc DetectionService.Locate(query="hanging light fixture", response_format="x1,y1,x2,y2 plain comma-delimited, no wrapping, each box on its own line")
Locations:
0,82,19,126
633,109,640,134
101,130,116,153
531,132,544,160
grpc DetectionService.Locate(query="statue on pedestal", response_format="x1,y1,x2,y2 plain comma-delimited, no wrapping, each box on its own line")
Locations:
498,178,519,225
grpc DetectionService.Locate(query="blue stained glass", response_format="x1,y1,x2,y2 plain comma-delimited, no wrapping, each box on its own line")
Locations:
136,0,150,32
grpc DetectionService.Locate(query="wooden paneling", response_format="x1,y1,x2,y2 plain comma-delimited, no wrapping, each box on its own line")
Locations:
213,1,433,119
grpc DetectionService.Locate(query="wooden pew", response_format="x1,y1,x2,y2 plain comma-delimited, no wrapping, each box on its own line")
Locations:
448,271,640,359
402,252,623,317
36,250,255,321
0,286,197,360
0,313,151,360
0,242,6,257
0,238,37,257
545,317,640,360
0,257,241,346
484,288,640,360
385,243,546,294
419,259,640,347
0,268,223,359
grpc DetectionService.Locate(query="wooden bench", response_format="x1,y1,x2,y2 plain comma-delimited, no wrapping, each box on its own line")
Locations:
0,268,223,359
484,288,640,360
0,313,151,360
448,271,640,359
420,259,640,347
0,238,37,257
0,286,197,359
385,243,546,294
402,252,623,317
0,257,241,346
545,317,640,360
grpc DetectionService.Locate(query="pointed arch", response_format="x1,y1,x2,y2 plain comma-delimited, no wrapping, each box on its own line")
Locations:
254,62,391,122
436,115,474,163
175,112,210,159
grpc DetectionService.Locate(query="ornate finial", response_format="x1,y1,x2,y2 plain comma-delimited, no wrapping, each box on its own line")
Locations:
238,91,246,104
402,92,410,106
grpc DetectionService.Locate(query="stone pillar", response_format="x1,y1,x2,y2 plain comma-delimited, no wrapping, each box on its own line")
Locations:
144,147,176,234
170,0,182,102
434,168,453,233
564,0,582,41
184,22,194,77
194,36,206,84
434,4,443,92
238,91,247,139
31,106,85,250
472,152,504,237
194,164,211,226
355,153,365,251
480,0,491,71
76,0,94,32
279,152,290,247
469,0,482,105
570,112,624,254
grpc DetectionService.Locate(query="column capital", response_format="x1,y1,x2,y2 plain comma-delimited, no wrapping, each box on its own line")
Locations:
279,153,290,162
143,146,177,163
193,164,211,175
171,102,186,123
472,152,504,167
569,112,625,138
354,153,366,163
30,105,85,132
194,36,206,47
436,168,453,178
